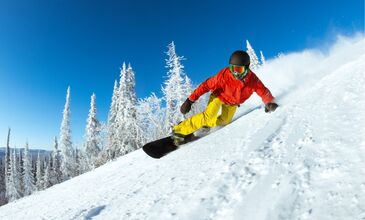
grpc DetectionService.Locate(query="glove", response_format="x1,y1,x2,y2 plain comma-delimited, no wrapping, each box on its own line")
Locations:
265,102,278,113
180,98,194,114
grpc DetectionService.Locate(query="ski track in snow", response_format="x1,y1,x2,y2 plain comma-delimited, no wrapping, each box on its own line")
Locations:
0,40,365,220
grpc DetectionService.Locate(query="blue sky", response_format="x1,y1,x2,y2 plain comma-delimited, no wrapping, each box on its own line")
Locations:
0,0,363,149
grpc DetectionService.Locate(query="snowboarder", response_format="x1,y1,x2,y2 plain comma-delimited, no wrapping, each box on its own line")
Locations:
172,50,278,145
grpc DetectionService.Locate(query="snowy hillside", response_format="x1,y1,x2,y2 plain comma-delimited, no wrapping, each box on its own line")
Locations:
0,35,364,220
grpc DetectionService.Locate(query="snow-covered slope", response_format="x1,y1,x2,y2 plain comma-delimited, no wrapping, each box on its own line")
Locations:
1,35,364,220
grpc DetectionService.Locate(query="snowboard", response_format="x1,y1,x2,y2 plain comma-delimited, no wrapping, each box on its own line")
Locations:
142,133,199,159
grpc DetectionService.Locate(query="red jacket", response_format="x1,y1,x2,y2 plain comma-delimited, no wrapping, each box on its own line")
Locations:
189,67,274,105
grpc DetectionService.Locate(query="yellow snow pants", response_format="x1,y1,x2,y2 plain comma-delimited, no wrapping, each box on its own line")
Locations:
173,94,237,135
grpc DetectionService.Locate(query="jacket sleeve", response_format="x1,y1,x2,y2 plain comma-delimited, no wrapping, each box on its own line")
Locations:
251,73,275,104
188,72,221,102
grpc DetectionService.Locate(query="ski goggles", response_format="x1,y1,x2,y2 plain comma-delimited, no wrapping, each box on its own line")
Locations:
229,65,249,79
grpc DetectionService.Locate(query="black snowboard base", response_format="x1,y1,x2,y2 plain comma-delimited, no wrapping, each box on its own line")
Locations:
142,133,199,159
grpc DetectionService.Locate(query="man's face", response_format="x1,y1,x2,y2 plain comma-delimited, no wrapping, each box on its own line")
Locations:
230,65,248,80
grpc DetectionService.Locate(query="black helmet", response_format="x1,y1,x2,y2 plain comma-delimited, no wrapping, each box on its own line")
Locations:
229,50,250,66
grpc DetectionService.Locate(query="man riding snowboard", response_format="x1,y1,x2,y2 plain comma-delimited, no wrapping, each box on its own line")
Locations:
172,50,278,145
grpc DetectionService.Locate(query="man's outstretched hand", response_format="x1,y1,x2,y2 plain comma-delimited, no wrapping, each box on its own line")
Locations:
180,98,194,114
265,102,278,113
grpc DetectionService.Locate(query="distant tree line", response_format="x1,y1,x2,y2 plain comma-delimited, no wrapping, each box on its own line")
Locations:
0,40,265,206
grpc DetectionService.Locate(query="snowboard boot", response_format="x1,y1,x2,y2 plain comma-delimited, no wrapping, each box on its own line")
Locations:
171,132,197,146
195,126,211,137
201,126,211,133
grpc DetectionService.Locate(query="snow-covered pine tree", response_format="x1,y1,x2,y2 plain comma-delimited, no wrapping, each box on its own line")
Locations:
35,152,44,191
59,86,75,180
13,148,23,197
51,137,62,185
103,80,119,162
16,147,24,196
112,63,127,158
6,149,21,202
121,64,140,154
0,158,6,205
74,147,81,176
94,122,107,167
5,128,10,166
162,42,192,134
22,141,35,196
32,158,36,182
246,40,261,70
113,63,141,157
4,128,11,198
76,149,89,174
43,158,52,189
84,93,101,169
260,50,266,66
138,93,165,143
